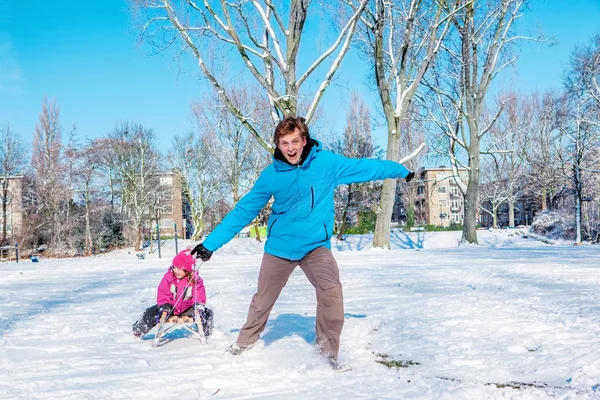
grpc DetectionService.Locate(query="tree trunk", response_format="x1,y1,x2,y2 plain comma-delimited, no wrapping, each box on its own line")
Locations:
254,220,262,242
462,125,480,243
337,185,355,241
575,164,582,244
463,177,479,242
508,200,515,228
373,129,401,249
1,180,8,245
541,190,548,211
191,212,204,241
337,209,348,240
135,228,142,251
84,182,92,254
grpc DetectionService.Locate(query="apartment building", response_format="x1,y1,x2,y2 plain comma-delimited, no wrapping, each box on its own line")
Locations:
414,167,468,227
0,176,24,240
152,172,185,237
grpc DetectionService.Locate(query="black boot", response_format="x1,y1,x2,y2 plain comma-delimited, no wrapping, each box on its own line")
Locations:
132,305,159,337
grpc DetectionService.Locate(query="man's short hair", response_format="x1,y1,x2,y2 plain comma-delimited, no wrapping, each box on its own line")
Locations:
274,116,310,144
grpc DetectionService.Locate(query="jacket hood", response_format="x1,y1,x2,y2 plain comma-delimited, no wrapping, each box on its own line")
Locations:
273,138,321,171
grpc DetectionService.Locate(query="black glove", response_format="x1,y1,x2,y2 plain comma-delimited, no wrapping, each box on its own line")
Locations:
157,303,173,316
405,170,415,183
191,243,213,262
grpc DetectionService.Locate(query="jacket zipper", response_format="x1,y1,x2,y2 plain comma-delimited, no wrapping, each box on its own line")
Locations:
310,187,315,209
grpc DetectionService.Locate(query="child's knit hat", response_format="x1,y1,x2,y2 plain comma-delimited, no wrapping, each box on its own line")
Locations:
172,249,196,272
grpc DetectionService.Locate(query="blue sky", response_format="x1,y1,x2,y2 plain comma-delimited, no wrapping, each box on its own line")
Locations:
1,0,600,154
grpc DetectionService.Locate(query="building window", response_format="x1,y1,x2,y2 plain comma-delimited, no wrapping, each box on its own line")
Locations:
439,199,447,206
438,186,447,193
160,176,173,185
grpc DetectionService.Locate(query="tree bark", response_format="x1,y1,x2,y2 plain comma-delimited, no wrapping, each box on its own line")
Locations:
373,128,401,248
1,179,8,245
508,200,515,228
462,166,479,243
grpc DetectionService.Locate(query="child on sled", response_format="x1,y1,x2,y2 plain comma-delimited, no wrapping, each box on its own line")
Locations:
132,249,214,338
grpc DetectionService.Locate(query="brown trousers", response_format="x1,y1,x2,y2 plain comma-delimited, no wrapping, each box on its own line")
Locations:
236,246,344,358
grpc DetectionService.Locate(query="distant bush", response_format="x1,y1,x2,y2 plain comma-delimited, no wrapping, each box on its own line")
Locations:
345,211,377,235
530,210,575,240
422,224,463,232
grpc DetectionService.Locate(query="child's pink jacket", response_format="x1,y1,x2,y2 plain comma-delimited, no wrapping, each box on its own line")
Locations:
156,268,207,316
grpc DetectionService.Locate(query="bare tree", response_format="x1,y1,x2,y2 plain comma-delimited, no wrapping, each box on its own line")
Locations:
478,157,510,228
133,0,368,153
354,0,459,249
192,88,271,205
425,0,529,244
556,98,600,242
556,33,600,243
65,138,107,254
484,90,532,227
525,91,565,211
28,97,70,250
106,122,161,250
171,132,225,240
555,95,599,243
0,124,27,245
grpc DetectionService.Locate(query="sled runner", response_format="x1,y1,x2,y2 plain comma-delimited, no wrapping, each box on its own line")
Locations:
150,309,207,347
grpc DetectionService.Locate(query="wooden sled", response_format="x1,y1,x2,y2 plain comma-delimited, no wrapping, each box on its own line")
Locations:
151,309,207,347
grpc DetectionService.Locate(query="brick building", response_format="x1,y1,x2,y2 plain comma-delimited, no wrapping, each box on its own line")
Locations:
0,176,24,240
414,167,468,227
152,172,185,238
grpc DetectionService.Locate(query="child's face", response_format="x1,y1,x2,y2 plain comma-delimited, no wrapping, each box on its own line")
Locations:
172,266,187,279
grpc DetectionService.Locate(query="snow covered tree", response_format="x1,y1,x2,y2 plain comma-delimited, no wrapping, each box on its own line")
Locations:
27,97,71,251
424,0,530,244
483,90,533,227
553,32,600,243
171,132,225,241
105,122,162,251
524,91,565,212
478,158,509,228
556,91,600,244
354,0,458,249
191,88,271,206
133,0,368,153
65,137,117,254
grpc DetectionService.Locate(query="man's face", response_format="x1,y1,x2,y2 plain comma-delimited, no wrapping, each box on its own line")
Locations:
277,129,307,165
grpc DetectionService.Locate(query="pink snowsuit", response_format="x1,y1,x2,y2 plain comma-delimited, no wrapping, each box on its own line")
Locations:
156,268,207,316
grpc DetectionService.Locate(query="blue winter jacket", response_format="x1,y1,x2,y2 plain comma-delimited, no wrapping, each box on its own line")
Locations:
202,139,411,260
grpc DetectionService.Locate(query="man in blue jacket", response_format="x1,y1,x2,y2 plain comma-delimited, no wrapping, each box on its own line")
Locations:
192,116,414,368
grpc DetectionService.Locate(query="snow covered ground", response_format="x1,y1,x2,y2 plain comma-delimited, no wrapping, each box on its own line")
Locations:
1,230,599,399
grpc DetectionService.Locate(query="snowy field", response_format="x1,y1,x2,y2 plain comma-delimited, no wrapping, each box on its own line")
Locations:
1,230,599,400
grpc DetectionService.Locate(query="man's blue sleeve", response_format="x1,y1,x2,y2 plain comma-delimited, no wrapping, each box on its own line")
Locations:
331,152,411,185
202,174,271,252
